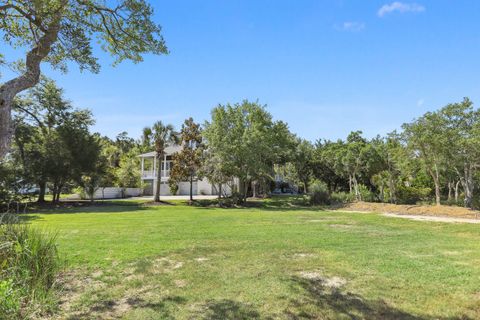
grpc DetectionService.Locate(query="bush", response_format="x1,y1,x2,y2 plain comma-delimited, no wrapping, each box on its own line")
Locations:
309,182,331,205
330,191,356,204
0,215,60,319
396,185,431,204
169,182,179,195
358,184,375,202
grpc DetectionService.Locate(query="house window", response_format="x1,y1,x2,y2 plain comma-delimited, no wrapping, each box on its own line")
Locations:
163,161,171,171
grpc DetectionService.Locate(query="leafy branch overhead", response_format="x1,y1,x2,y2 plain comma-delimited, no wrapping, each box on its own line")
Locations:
0,0,168,159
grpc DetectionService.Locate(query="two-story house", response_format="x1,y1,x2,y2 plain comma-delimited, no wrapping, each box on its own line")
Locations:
138,145,220,196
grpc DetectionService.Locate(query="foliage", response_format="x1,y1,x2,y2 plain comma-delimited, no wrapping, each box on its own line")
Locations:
170,118,203,200
143,121,178,202
394,185,432,205
283,138,314,193
115,151,141,188
308,181,330,205
330,191,356,204
0,217,60,319
12,79,100,203
0,0,168,158
203,100,293,201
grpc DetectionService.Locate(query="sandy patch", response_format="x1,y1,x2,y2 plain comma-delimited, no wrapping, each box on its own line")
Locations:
339,201,480,220
174,279,187,288
293,253,315,259
153,257,184,273
383,213,480,224
194,257,209,262
328,224,356,229
298,271,346,289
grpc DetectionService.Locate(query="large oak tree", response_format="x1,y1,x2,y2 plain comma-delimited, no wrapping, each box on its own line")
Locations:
0,0,168,158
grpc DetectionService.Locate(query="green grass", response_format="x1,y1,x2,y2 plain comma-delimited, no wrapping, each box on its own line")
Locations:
25,198,480,319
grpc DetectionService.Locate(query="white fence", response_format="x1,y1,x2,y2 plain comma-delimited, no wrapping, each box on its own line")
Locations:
92,187,142,199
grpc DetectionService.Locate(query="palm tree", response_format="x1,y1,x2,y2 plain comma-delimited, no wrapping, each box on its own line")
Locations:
150,121,177,202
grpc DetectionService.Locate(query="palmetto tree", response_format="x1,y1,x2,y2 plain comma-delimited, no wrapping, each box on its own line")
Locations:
150,121,177,202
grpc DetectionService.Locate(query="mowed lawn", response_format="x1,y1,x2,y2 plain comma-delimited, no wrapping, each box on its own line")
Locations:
26,199,480,319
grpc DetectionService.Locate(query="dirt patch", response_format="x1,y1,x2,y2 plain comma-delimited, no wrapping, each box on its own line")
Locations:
174,279,187,288
293,253,315,259
298,271,346,289
143,201,174,206
338,201,480,220
194,257,209,262
328,224,356,229
153,257,184,273
383,213,480,224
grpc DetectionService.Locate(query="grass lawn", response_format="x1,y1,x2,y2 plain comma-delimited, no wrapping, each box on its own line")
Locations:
26,198,480,319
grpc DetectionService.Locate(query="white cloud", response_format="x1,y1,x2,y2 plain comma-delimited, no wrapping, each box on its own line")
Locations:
417,99,425,107
378,2,425,17
335,21,366,32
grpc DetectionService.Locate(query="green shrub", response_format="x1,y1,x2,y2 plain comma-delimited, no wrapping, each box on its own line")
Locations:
0,279,19,316
309,182,331,205
0,216,60,319
331,191,356,204
169,181,179,195
358,184,375,202
396,185,431,204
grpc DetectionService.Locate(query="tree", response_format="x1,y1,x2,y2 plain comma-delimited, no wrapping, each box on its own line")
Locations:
12,79,95,202
145,121,177,202
337,131,380,201
0,0,168,158
439,98,480,208
203,100,292,202
285,138,314,193
115,151,141,189
312,140,346,194
402,112,447,206
170,118,203,201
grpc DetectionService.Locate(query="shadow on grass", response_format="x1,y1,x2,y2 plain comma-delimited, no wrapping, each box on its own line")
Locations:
191,195,329,213
288,276,473,320
195,299,265,320
17,201,150,220
67,295,187,320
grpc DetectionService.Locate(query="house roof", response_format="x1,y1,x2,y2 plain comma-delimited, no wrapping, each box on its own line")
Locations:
138,144,182,157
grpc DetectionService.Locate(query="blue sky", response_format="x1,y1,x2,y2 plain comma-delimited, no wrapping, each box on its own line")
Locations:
3,1,480,142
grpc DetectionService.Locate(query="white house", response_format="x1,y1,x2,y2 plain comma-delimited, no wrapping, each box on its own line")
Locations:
138,145,224,196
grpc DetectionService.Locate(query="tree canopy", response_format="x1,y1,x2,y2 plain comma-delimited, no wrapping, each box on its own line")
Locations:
0,0,168,158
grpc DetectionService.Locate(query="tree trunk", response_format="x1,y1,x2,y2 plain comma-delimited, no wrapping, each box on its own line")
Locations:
304,180,309,194
218,183,222,199
189,175,193,202
352,176,361,201
252,181,257,198
0,16,61,159
455,180,460,202
428,166,441,206
37,181,47,203
51,184,57,204
388,176,396,204
348,175,352,194
463,168,474,208
433,176,441,206
447,181,452,201
241,179,249,203
56,183,63,202
154,155,162,202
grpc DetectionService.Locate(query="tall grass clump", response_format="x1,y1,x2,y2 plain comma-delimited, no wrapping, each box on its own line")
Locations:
0,214,60,319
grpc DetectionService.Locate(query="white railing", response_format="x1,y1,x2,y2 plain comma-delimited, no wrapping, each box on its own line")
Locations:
142,170,155,178
141,170,171,178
